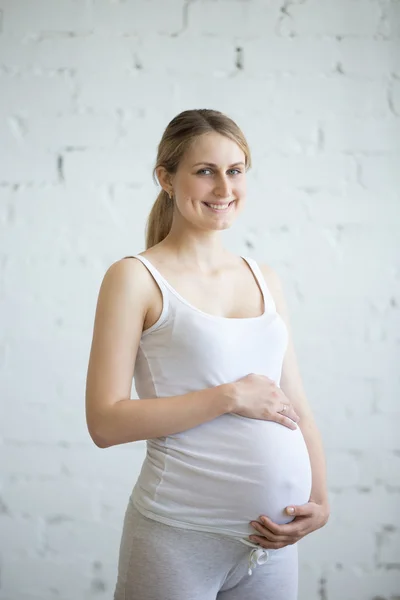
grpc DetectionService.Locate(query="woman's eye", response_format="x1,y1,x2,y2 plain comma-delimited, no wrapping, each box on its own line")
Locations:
197,168,242,176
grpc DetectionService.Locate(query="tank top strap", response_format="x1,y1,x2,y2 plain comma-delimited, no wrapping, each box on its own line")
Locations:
124,255,168,291
241,256,277,313
122,255,171,327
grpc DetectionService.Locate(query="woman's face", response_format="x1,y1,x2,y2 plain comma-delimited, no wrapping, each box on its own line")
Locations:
170,132,247,231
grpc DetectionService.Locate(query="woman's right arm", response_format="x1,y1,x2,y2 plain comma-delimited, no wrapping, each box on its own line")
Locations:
85,259,235,448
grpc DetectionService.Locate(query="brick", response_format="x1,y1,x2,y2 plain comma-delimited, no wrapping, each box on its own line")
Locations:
0,74,73,116
59,443,145,484
303,375,376,418
175,76,277,118
253,155,356,191
327,452,362,488
0,184,131,255
0,444,62,477
98,484,133,524
2,479,97,520
63,150,151,183
25,114,118,150
243,115,319,155
377,527,400,565
137,34,234,76
374,378,400,416
302,185,400,227
330,488,399,529
77,72,177,112
337,39,400,77
380,453,400,488
0,401,90,445
3,0,92,35
45,519,121,558
243,38,338,75
326,568,400,600
297,562,321,600
113,108,173,159
0,594,43,600
0,516,40,553
285,0,381,37
0,556,90,598
359,156,400,193
384,0,400,38
0,33,138,73
187,0,281,37
269,76,389,117
0,116,20,148
300,518,376,567
354,451,400,489
392,80,400,115
323,117,400,153
92,0,183,35
236,187,309,233
0,149,57,183
321,413,398,452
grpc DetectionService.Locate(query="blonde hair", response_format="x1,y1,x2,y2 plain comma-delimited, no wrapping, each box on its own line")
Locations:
145,109,252,249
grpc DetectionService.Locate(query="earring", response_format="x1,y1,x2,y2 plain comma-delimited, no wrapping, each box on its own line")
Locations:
168,191,173,200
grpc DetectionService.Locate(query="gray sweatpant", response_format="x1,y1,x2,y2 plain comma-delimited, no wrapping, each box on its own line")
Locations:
114,499,298,600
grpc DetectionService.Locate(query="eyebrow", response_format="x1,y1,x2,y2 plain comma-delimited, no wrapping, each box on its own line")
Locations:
192,162,245,168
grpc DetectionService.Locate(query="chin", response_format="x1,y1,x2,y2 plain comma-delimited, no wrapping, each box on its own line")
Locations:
207,218,236,231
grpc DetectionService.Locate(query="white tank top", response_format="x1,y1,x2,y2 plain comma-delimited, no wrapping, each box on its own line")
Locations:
128,254,312,545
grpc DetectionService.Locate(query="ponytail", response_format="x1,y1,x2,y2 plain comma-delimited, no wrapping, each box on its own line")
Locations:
145,189,174,250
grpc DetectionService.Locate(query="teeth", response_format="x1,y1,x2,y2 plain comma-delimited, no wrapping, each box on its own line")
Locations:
207,203,230,210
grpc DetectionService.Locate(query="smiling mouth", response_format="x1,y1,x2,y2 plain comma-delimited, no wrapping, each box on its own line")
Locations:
202,201,235,211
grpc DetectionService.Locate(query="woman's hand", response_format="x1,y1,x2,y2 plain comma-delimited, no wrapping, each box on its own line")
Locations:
248,501,330,549
229,373,300,430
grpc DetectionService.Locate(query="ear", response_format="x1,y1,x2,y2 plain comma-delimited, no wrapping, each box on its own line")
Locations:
155,166,174,196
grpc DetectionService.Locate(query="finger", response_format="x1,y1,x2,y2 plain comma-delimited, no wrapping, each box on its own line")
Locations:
250,519,302,544
285,503,314,518
288,407,300,423
250,536,299,550
257,516,301,536
278,404,300,424
274,414,298,430
250,522,288,543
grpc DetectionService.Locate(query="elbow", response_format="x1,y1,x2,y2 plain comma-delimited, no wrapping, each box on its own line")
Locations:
88,428,110,449
92,435,110,449
86,419,111,449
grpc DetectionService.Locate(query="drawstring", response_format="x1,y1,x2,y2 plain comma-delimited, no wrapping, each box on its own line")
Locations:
247,547,269,576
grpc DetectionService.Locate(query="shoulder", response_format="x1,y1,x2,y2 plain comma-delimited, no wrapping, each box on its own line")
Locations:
99,256,154,308
258,262,288,317
258,262,284,296
103,256,148,286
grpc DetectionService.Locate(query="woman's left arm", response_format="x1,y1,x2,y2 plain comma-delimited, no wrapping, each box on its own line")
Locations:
248,265,330,549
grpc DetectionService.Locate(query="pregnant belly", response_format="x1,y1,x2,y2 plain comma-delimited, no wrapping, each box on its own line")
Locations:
145,414,312,537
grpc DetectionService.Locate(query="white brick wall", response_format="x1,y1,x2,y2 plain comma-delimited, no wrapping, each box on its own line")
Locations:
0,1,399,599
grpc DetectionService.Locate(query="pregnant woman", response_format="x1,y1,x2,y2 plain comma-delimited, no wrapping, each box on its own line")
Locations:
85,109,330,599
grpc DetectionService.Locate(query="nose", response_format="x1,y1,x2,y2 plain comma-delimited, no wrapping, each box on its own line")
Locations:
214,175,232,199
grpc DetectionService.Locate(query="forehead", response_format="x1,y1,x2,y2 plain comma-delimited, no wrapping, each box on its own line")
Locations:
181,132,245,166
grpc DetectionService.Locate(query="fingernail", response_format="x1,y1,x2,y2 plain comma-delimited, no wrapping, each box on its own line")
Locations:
287,507,295,514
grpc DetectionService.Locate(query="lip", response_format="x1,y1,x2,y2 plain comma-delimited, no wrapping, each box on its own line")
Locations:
202,201,235,213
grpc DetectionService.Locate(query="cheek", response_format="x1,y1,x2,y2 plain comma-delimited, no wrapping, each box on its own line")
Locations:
237,180,247,197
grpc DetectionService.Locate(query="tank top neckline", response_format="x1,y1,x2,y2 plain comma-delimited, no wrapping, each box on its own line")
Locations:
133,253,271,323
